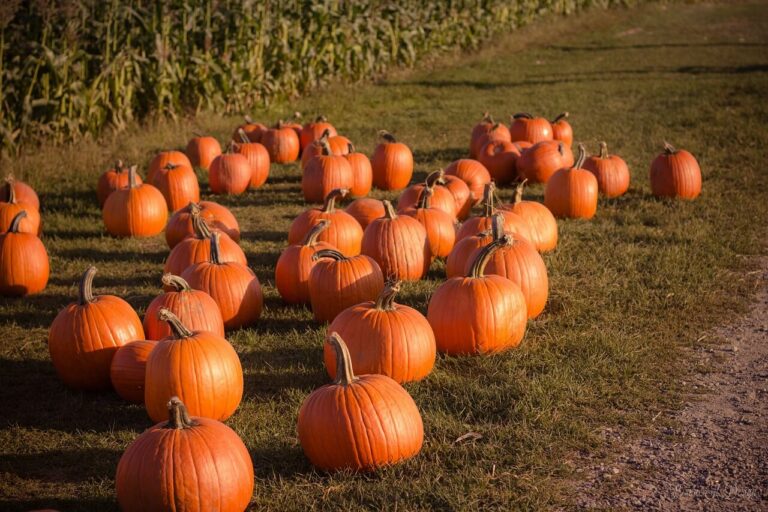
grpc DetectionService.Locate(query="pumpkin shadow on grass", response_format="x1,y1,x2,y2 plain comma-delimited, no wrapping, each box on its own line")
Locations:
56,247,168,265
0,496,117,512
250,444,314,480
0,447,122,484
0,293,72,328
240,344,326,400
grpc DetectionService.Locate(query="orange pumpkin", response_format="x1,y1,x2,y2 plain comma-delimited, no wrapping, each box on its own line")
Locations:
298,333,424,471
517,140,574,184
443,174,473,220
262,120,301,163
396,170,458,219
1,175,40,211
650,142,702,199
302,139,354,203
110,340,158,403
208,152,251,195
185,136,222,170
275,220,335,304
151,161,200,212
165,201,240,249
499,180,558,253
551,112,573,147
232,129,270,189
0,211,49,296
583,141,630,198
0,182,41,235
288,189,362,256
469,112,493,158
544,144,599,219
233,115,267,142
48,266,144,390
345,197,386,230
472,122,512,160
144,309,243,422
443,159,491,206
103,166,168,237
371,131,413,191
325,282,436,383
455,183,533,243
148,151,192,183
445,228,492,279
509,113,553,144
401,187,456,259
345,143,373,197
301,130,344,168
427,236,528,355
116,397,253,512
97,160,143,208
478,139,521,185
300,115,338,151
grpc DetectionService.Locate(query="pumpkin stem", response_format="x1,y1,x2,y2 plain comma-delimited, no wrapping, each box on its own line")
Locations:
158,307,194,338
416,185,433,210
467,235,512,278
78,266,98,305
302,219,331,246
209,232,222,265
165,397,199,429
481,111,493,123
347,142,355,154
161,273,192,292
382,200,397,219
314,115,327,123
190,209,212,239
374,281,401,311
7,210,27,233
512,112,533,120
425,169,446,187
127,165,139,189
187,202,202,215
598,141,609,159
379,130,397,143
293,111,302,121
481,182,496,217
322,189,348,213
6,178,16,204
663,141,677,155
276,119,285,129
319,138,332,156
237,128,250,144
574,143,587,169
163,162,180,171
514,179,528,204
312,248,348,262
490,212,505,241
327,332,358,385
244,115,255,124
551,112,569,123
115,160,125,173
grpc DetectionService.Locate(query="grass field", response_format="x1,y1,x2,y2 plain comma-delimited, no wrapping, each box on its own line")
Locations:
1,1,768,510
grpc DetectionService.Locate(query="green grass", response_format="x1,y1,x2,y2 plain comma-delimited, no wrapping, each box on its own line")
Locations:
2,1,768,510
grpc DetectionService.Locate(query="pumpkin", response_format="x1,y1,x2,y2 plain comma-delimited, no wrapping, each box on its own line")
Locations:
302,139,354,203
208,152,251,195
233,129,270,189
427,236,527,355
163,209,246,276
282,112,304,144
371,131,413,191
0,182,41,235
443,174,473,221
551,112,573,147
465,214,548,318
103,166,168,237
345,143,373,197
650,142,702,199
262,120,301,163
509,113,553,144
499,180,558,253
288,188,362,256
233,115,267,142
276,220,335,304
478,139,521,185
544,144,599,219
110,340,158,403
181,233,263,329
1,175,40,210
325,282,435,383
151,161,200,212
401,187,456,259
185,135,222,170
309,248,384,322
396,170,457,219
445,228,492,279
144,309,243,422
148,151,192,183
301,130,339,168
472,123,512,161
583,141,630,198
144,273,225,340
0,211,49,296
300,115,338,151
48,266,144,390
97,160,143,208
345,198,386,230
517,140,574,184
116,397,253,512
165,201,240,249
298,333,424,471
361,200,430,281
469,112,494,158
443,159,491,206
455,182,533,243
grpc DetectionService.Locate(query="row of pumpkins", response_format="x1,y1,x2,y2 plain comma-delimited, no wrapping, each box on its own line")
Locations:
0,112,702,512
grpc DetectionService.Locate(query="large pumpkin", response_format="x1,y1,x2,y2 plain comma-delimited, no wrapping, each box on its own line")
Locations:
325,282,435,384
309,248,384,322
551,112,573,147
443,159,491,206
103,165,168,237
396,170,457,219
509,113,553,144
345,143,373,197
517,140,574,184
0,181,41,235
116,397,253,512
499,180,558,253
298,333,424,471
48,266,144,390
427,236,528,355
300,115,337,151
371,131,413,191
288,188,362,256
650,142,702,199
208,152,251,195
110,340,158,403
151,161,201,212
97,160,143,208
0,211,49,296
401,187,456,259
544,144,599,219
455,182,533,243
583,141,630,198
1,175,40,211
185,135,222,170
302,139,354,204
262,120,301,163
165,201,240,249
232,130,270,189
148,151,192,183
361,200,430,281
144,273,225,340
276,220,335,304
144,309,243,422
345,197,386,230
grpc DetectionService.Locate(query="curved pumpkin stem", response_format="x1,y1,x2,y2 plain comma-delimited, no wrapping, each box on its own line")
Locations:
209,232,222,265
161,273,192,292
6,178,16,204
158,308,194,338
314,115,328,123
425,169,446,188
322,189,348,213
481,182,497,217
512,112,533,120
78,266,98,305
574,143,587,169
378,130,397,143
186,202,202,215
598,141,609,159
551,112,569,123
327,332,358,385
8,210,27,233
663,141,677,155
237,128,250,144
416,185,433,210
302,219,331,246
165,397,199,429
191,209,212,240
514,179,528,205
127,165,139,189
374,281,401,311
312,248,348,262
382,200,398,220
467,235,512,279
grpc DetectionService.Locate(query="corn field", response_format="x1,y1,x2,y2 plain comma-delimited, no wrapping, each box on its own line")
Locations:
0,0,626,156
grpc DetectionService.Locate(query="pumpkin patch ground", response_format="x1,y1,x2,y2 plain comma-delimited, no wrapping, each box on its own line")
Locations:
1,2,768,511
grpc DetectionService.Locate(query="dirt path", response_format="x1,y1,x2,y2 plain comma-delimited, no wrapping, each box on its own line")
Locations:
573,261,768,511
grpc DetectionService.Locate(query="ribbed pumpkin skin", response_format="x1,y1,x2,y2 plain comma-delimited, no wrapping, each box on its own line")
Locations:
110,340,158,403
163,232,246,277
444,159,491,206
584,152,630,198
361,204,430,281
504,201,558,253
445,232,492,278
0,224,49,296
97,165,142,208
443,175,473,220
478,140,521,185
185,136,222,170
308,253,384,322
208,154,251,195
456,210,532,244
152,164,201,212
509,115,553,144
144,330,243,422
300,120,337,150
288,204,363,257
275,241,335,305
371,137,413,191
650,146,702,199
551,114,573,147
517,140,574,184
148,151,192,183
262,126,300,163
401,205,456,259
345,198,386,230
471,124,512,160
103,181,168,238
301,136,348,168
116,404,253,512
234,120,267,142
302,155,354,204
346,151,373,197
165,201,240,248
0,202,41,234
143,283,225,340
233,141,270,189
396,184,457,219
544,167,599,219
1,179,39,210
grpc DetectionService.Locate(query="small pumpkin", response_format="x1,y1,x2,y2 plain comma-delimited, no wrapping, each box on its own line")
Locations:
148,151,192,183
165,201,240,249
544,144,599,219
298,333,424,471
208,151,251,195
427,236,527,355
151,161,201,212
509,113,553,144
48,266,144,390
396,170,458,219
650,142,702,199
300,115,338,151
309,248,384,322
455,182,533,243
345,143,373,197
445,228,492,279
401,187,456,259
0,181,41,235
262,120,301,163
583,141,630,198
233,115,267,142
517,140,574,184
185,135,222,170
1,175,40,211
110,340,158,403
0,211,49,296
371,131,413,191
103,166,168,237
499,180,558,253
301,139,354,204
443,159,492,206
288,189,362,256
345,198,386,230
276,220,335,304
116,397,254,512
325,282,436,384
97,160,143,208
551,112,573,147
478,139,521,185
472,122,512,161
144,309,243,422
233,129,270,189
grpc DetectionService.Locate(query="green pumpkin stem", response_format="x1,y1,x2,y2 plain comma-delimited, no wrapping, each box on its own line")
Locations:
322,189,348,213
467,235,512,278
328,332,358,385
574,143,587,169
663,141,677,155
161,273,192,292
379,130,397,144
209,232,222,265
374,281,401,311
78,266,98,305
191,209,212,240
312,248,348,262
158,308,194,338
302,219,331,246
598,141,609,159
514,179,528,205
551,112,569,123
165,397,198,429
8,210,27,233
